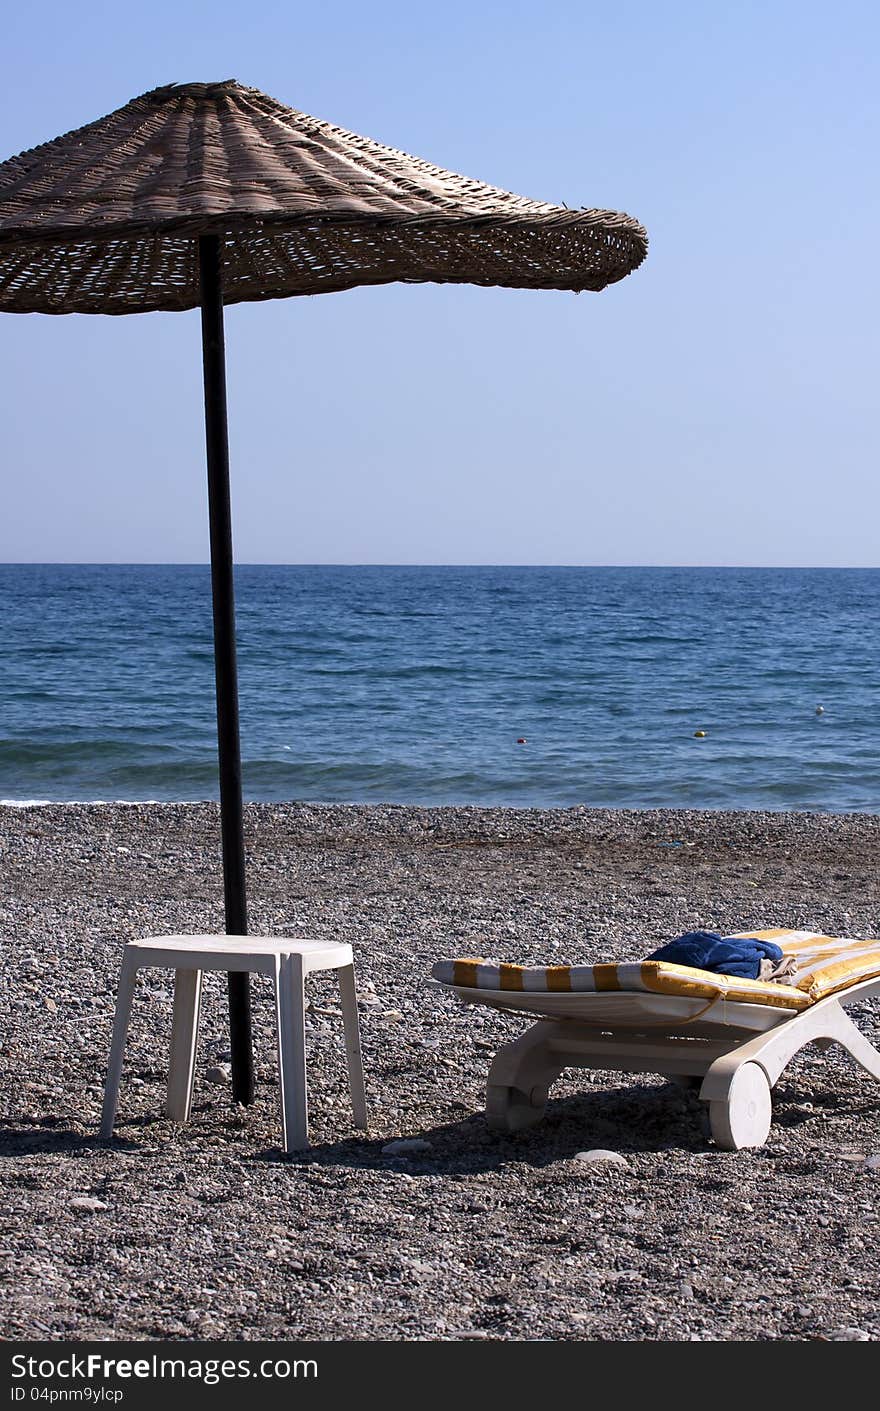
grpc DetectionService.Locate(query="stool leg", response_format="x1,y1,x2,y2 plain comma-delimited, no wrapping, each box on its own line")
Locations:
337,964,367,1130
276,953,308,1153
100,949,139,1138
166,968,203,1123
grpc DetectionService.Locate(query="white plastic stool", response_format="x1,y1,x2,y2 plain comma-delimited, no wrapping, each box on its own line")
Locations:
100,935,367,1153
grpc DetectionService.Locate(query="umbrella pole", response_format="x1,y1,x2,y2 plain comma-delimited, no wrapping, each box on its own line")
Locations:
198,233,255,1106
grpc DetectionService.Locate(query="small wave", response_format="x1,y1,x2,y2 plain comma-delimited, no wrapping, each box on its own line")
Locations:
0,797,197,807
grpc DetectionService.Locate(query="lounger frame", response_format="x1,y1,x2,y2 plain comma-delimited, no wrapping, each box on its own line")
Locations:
453,976,880,1149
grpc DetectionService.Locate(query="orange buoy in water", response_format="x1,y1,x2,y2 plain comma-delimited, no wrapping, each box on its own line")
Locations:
694,730,707,738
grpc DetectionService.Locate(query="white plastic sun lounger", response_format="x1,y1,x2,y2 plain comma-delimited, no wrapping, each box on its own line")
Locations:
431,930,880,1149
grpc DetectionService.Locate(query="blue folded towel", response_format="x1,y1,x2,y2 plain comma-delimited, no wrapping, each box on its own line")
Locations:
646,930,784,980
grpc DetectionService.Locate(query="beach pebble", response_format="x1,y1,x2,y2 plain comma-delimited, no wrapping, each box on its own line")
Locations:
862,1154,880,1170
69,1197,108,1213
827,1327,871,1341
574,1150,632,1169
205,1064,232,1085
381,1139,433,1156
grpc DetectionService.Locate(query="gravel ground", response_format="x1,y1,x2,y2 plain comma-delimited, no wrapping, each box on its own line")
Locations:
1,802,879,1343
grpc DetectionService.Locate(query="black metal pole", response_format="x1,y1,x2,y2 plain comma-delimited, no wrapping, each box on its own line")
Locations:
198,232,254,1105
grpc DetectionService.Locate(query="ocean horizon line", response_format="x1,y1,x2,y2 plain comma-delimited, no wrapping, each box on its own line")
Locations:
1,561,878,571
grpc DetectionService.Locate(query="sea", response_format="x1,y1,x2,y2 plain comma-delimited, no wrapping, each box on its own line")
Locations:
1,564,878,811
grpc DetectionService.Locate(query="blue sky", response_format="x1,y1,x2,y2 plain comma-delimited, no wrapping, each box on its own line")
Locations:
1,1,878,565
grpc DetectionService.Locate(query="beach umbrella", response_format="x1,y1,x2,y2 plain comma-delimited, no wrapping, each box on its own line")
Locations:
0,80,648,1104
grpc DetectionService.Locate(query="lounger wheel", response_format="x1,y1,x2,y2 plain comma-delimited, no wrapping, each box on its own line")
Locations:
485,1082,548,1133
708,1063,772,1150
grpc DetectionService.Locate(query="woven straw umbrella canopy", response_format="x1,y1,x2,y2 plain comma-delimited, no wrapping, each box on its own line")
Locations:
0,81,647,1105
0,80,647,311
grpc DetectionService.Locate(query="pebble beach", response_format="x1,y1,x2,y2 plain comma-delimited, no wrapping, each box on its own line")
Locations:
1,801,879,1342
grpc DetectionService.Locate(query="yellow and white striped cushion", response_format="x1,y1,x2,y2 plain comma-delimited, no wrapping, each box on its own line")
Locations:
431,929,880,1013
747,928,880,1002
